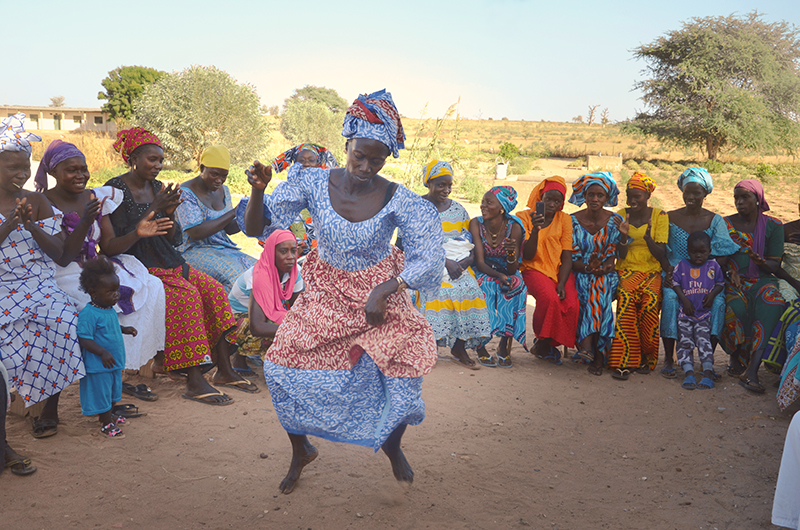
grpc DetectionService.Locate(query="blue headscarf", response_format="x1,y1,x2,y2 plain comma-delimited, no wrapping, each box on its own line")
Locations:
677,167,713,194
342,89,405,158
569,172,619,207
487,185,526,237
0,113,41,156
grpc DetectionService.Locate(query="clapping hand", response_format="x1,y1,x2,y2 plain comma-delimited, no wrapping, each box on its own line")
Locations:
136,211,173,238
246,161,272,190
614,214,630,240
152,183,182,215
81,193,105,224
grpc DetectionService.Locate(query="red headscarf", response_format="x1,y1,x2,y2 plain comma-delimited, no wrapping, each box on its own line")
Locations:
526,176,567,211
252,230,298,325
113,127,162,164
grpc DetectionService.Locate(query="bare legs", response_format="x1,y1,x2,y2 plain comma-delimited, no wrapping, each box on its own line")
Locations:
278,424,412,494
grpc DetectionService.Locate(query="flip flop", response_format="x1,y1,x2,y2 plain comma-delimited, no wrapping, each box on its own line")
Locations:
181,392,234,406
31,417,58,439
217,379,260,394
233,366,257,378
697,377,715,390
612,368,630,380
450,355,481,371
577,350,595,363
634,365,651,375
542,347,563,365
727,364,746,377
111,404,147,418
588,365,603,376
682,374,697,390
477,353,496,367
738,376,766,394
122,383,159,402
5,459,37,476
496,354,513,368
660,367,677,379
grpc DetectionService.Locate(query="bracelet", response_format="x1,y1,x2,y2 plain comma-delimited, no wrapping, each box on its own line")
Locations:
506,256,517,263
395,277,408,292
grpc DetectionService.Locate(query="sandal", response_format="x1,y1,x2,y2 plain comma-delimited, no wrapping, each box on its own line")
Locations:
496,354,513,368
5,458,37,476
738,376,766,394
122,383,159,402
726,364,746,378
101,423,125,438
634,365,651,375
587,365,603,376
577,350,595,363
697,377,715,390
612,368,630,380
111,404,146,418
477,352,496,367
542,347,563,365
233,366,257,378
31,417,58,439
660,366,677,379
682,374,697,390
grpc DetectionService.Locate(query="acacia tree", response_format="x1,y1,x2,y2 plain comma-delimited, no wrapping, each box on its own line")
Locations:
98,66,166,121
628,12,800,160
134,65,269,167
284,85,348,113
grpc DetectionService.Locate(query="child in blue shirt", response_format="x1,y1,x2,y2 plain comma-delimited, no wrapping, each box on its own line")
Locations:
77,257,138,438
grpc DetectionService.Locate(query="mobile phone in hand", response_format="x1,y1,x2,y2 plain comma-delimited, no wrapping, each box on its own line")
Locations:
535,201,545,216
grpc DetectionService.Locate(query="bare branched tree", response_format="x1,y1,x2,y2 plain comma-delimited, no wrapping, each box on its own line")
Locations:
587,105,600,125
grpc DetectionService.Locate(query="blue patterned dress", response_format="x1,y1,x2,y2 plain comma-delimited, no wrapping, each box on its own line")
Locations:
571,213,622,360
474,219,528,349
255,165,444,451
176,185,256,292
0,215,84,406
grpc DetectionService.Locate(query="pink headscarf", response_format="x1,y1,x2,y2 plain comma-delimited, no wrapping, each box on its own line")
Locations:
734,179,770,279
252,230,298,325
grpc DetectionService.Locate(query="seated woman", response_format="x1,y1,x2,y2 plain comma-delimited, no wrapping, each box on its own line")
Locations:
469,186,527,368
38,140,166,375
721,179,785,394
661,168,738,378
237,143,338,247
175,145,255,292
0,114,84,440
226,231,304,374
519,176,579,365
412,161,492,369
100,128,256,404
608,173,669,379
569,172,623,376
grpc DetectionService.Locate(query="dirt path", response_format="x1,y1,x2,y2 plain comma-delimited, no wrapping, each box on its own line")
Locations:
1,301,792,530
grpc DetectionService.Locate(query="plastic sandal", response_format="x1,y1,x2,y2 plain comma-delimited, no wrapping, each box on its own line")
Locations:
612,368,630,380
697,377,715,390
738,376,766,394
682,374,697,390
660,367,678,379
496,354,513,368
477,352,496,367
101,423,125,438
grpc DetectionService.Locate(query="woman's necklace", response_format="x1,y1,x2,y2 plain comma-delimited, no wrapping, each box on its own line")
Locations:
485,219,506,245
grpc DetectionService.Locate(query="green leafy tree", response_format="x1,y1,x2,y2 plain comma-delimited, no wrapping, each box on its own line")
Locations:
98,66,166,121
280,99,345,159
284,85,348,113
627,12,800,160
134,65,269,167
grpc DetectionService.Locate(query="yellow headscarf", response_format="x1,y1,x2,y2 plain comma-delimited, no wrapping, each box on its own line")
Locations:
200,145,230,170
422,160,453,186
526,175,567,210
627,171,656,194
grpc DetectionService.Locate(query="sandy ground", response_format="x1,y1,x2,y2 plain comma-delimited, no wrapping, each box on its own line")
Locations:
1,300,796,530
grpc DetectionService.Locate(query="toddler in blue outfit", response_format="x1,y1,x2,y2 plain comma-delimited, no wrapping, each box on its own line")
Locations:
77,257,138,438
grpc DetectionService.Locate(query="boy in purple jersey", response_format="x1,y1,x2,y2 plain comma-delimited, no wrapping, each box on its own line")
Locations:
672,231,725,390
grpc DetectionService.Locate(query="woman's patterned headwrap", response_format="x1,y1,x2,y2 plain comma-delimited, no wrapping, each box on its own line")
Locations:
342,89,405,158
113,127,162,164
569,172,619,207
271,143,339,174
491,185,518,213
627,171,656,194
677,167,713,194
527,176,567,211
34,140,85,192
0,114,41,156
422,160,453,186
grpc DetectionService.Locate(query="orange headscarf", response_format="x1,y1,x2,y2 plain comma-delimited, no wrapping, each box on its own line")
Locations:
526,176,567,211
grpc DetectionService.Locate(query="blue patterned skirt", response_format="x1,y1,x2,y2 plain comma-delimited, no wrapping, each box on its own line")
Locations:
263,353,425,452
182,246,256,293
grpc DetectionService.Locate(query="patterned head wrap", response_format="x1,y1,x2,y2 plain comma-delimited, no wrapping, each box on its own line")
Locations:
0,113,41,156
627,171,656,194
200,145,230,171
677,167,713,194
734,179,771,279
487,185,525,238
569,172,619,207
34,140,85,192
342,89,405,158
422,160,454,186
527,176,567,211
113,127,162,164
271,143,339,174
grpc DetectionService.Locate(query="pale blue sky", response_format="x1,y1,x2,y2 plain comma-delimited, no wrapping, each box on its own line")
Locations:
3,0,798,122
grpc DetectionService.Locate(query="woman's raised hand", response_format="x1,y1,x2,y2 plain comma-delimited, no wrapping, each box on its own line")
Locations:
152,183,182,215
503,237,517,258
14,197,33,229
246,161,272,191
530,210,545,231
81,193,104,223
614,214,630,239
136,211,173,238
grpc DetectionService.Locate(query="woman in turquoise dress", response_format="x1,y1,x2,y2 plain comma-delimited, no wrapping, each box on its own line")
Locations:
660,168,739,378
569,172,623,376
469,186,527,368
721,179,786,394
240,90,444,493
175,145,255,292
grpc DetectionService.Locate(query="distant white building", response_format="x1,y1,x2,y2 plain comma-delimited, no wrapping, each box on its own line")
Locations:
0,105,116,133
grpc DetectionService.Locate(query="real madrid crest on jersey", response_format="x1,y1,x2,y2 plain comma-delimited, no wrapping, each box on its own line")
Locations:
707,267,715,279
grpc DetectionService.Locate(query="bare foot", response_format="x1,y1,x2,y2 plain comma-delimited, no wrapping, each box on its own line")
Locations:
279,440,318,494
450,342,479,370
385,446,414,484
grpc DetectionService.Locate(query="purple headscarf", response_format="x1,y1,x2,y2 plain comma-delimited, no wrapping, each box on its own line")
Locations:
34,140,85,192
735,179,770,279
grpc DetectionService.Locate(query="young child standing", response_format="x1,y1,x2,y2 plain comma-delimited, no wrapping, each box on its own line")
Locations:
77,257,138,438
672,231,724,390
